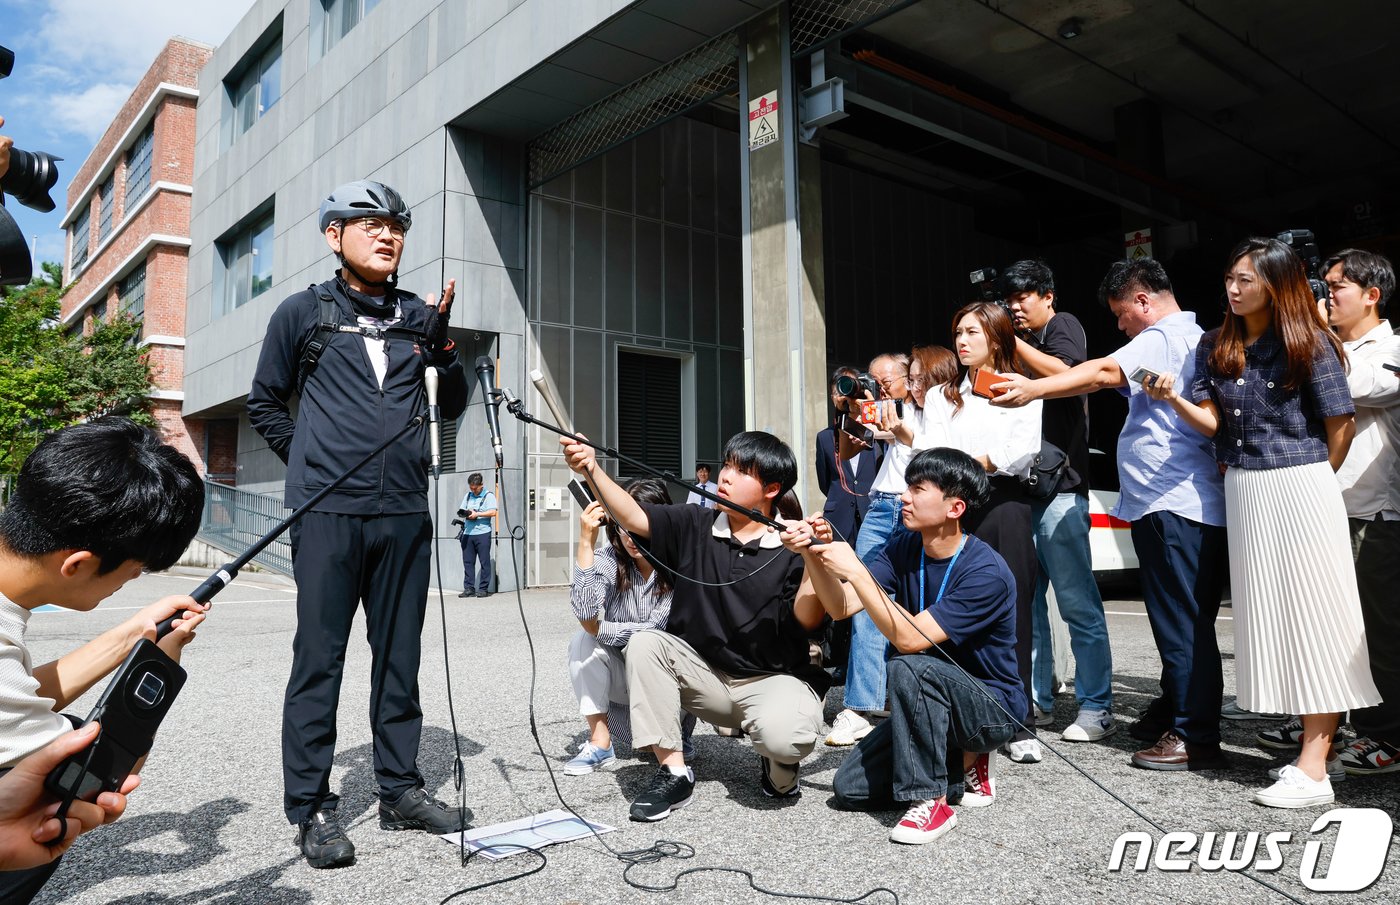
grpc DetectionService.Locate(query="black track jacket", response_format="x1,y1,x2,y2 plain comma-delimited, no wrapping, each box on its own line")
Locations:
248,278,468,515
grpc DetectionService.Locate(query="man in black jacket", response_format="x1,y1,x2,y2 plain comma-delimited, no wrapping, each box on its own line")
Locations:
248,180,469,868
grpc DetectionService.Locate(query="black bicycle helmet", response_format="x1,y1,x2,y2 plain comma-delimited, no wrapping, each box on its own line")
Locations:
318,180,412,233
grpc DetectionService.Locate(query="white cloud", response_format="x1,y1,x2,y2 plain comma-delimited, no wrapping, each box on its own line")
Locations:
36,0,253,83
46,83,141,141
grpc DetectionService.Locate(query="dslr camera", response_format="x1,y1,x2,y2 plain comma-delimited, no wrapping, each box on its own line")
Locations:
1276,229,1329,307
834,372,884,424
969,266,1008,311
0,45,64,286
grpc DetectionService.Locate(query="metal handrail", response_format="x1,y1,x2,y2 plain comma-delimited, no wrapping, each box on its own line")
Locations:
197,479,292,575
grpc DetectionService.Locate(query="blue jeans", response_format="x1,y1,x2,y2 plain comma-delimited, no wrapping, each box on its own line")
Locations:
846,494,906,712
1029,493,1112,712
1133,511,1227,744
832,656,1020,806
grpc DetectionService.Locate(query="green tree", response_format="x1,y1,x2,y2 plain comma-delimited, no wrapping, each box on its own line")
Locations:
0,262,155,471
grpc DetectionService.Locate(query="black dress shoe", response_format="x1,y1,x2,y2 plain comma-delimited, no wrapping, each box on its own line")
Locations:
1128,696,1172,742
379,787,471,834
458,589,475,598
297,811,355,868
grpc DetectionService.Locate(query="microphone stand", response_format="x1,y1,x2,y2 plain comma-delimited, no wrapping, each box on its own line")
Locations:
155,411,430,637
500,394,789,533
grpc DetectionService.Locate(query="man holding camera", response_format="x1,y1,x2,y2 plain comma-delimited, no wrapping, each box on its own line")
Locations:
1003,260,1115,749
249,180,469,868
1320,249,1400,776
993,259,1229,770
456,473,497,598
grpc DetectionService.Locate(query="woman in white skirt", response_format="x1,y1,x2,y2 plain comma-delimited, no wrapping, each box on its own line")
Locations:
565,478,694,774
1145,236,1380,808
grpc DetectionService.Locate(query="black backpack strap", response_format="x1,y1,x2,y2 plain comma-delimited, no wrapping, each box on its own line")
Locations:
297,284,342,393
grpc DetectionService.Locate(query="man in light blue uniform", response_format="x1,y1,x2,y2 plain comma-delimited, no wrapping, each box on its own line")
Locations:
456,473,497,598
992,258,1229,770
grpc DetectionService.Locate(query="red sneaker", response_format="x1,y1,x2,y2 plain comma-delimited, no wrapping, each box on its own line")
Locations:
962,753,995,807
889,799,957,845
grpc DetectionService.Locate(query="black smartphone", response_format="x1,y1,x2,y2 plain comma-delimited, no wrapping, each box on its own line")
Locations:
567,478,595,508
1384,362,1400,374
838,413,874,444
46,639,186,807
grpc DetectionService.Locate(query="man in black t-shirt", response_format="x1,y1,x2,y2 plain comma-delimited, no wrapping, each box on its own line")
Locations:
1004,260,1115,751
796,448,1023,846
560,431,829,822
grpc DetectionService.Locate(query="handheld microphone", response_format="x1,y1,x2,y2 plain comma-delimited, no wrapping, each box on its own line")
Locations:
424,366,442,478
476,356,504,468
529,367,572,433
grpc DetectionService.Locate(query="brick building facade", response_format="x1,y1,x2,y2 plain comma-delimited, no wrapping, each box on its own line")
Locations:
58,37,236,481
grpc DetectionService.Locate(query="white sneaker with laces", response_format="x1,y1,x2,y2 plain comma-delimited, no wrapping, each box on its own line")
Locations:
1004,738,1042,764
1268,754,1345,783
1062,708,1117,742
825,709,876,747
1252,764,1334,809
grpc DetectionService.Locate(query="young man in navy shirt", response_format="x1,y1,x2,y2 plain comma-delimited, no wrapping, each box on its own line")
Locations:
796,447,1024,845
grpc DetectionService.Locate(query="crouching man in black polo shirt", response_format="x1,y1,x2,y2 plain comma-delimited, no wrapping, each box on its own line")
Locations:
560,431,830,821
797,448,1025,845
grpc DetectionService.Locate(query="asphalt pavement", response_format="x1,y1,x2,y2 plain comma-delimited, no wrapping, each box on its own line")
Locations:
24,566,1400,905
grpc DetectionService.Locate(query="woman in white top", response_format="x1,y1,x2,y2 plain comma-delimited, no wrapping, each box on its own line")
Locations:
565,477,693,774
944,301,1044,761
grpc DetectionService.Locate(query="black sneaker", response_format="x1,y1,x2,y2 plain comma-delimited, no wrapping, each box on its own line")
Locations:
458,589,475,598
759,756,801,798
629,767,694,822
297,810,355,869
379,788,471,834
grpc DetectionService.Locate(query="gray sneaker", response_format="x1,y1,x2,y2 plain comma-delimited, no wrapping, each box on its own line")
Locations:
1062,708,1117,742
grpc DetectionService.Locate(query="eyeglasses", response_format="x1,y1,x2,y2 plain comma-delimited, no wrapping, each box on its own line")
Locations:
876,371,908,390
906,375,930,390
351,217,407,240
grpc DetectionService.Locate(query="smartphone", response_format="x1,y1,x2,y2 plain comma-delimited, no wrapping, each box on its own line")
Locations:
567,478,595,508
1384,362,1400,374
46,639,186,807
838,413,874,444
854,399,905,424
971,368,1009,399
1129,366,1163,385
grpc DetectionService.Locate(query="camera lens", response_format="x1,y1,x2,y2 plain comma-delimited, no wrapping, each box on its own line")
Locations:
834,375,857,397
1,148,62,213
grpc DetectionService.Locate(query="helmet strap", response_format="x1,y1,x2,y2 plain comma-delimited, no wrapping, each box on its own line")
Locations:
337,254,398,290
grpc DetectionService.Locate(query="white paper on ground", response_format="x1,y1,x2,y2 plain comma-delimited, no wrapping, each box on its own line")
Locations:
438,808,615,860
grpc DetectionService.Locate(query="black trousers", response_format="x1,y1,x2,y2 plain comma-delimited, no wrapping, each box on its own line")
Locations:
965,478,1037,728
283,510,432,825
1132,511,1228,744
460,532,493,593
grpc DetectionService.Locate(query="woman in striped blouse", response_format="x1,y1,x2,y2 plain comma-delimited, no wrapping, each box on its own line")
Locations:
565,477,692,774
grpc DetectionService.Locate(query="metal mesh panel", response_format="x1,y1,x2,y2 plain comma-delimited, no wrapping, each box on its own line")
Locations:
528,33,740,187
790,0,919,53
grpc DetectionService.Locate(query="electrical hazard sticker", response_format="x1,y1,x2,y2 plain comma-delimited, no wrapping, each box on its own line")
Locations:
748,91,779,151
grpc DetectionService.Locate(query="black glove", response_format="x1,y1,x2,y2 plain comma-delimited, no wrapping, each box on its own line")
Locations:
424,281,457,357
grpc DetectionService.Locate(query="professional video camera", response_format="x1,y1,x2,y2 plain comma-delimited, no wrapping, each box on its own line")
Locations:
969,266,1007,310
0,45,64,286
1276,229,1328,306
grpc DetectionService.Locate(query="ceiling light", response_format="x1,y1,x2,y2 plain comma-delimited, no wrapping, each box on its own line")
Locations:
1058,17,1084,39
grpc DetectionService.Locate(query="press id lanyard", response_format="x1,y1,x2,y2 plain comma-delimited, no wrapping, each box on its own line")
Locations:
918,535,967,613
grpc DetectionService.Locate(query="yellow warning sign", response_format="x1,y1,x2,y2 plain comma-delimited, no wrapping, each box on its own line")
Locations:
748,91,779,151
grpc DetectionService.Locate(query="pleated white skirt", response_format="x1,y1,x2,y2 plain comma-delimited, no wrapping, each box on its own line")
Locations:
1225,462,1381,715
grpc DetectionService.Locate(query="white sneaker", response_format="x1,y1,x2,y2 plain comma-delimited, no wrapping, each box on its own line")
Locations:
1062,708,1117,742
960,753,996,807
1268,754,1345,783
825,709,876,747
1252,764,1335,809
1004,738,1042,764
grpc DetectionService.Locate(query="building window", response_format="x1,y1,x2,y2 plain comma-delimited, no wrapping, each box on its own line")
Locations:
311,0,381,61
227,39,282,143
126,124,154,205
97,174,115,243
120,263,146,334
71,205,91,271
92,298,107,328
616,351,682,480
219,209,275,313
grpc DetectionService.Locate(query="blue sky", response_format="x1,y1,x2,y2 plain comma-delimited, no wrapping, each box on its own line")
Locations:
3,0,255,272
